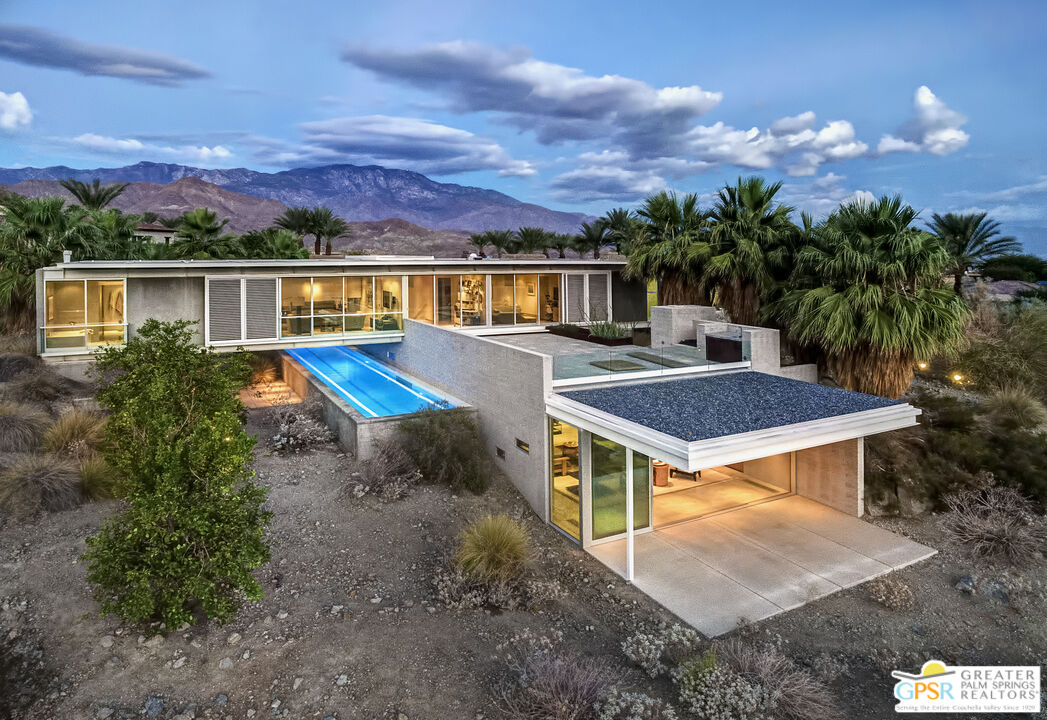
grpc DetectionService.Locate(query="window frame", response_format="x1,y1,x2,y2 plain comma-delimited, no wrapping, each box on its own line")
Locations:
41,277,127,353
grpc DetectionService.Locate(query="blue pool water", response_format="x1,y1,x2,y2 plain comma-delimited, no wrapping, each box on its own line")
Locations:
286,346,455,418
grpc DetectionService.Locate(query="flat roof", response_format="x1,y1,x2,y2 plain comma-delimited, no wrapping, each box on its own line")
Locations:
48,257,625,270
558,371,902,441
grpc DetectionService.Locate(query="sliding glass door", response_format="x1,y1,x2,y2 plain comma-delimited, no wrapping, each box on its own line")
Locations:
591,433,650,540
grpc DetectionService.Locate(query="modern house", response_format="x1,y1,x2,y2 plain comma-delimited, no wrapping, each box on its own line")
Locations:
35,256,933,635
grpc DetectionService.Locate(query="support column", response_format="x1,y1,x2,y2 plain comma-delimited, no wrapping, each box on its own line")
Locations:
626,448,635,583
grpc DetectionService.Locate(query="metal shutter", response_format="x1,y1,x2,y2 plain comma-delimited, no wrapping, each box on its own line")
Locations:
245,278,278,340
587,273,608,321
566,275,586,323
207,279,243,343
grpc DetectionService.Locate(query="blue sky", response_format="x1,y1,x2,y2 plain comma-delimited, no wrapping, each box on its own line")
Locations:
1,0,1045,253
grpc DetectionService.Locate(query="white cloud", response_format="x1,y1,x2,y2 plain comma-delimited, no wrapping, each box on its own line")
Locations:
71,133,232,164
878,85,969,157
0,90,31,130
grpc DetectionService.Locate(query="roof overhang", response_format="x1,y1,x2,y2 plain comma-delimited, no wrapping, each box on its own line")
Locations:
545,392,920,470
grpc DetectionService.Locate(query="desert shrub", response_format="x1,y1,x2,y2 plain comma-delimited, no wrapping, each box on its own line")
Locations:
0,401,49,453
621,623,703,678
457,514,530,581
595,689,678,720
43,408,106,459
0,353,39,381
716,638,839,720
396,407,489,493
587,319,632,339
941,478,1046,564
346,438,421,502
267,399,334,453
0,334,36,356
79,456,121,500
0,454,83,518
674,651,768,720
867,576,916,611
3,367,67,405
434,564,563,612
246,352,279,385
82,320,270,628
498,630,613,720
961,304,1047,400
980,386,1047,432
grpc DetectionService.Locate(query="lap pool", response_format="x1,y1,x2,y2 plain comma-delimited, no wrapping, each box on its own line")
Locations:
285,346,455,418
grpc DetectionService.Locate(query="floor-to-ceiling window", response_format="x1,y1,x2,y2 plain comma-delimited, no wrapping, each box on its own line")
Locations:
591,433,651,540
459,275,485,326
539,274,561,323
515,274,538,324
43,279,125,350
491,274,515,325
408,275,434,324
436,275,458,327
279,275,403,339
280,277,313,337
550,418,581,539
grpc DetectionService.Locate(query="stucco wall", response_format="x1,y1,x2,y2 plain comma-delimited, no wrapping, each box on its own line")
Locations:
795,438,863,516
362,320,553,516
126,277,206,345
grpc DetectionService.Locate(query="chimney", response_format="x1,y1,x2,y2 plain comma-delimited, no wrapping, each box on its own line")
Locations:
62,250,72,263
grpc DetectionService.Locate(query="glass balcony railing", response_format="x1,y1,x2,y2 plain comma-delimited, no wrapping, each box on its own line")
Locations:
40,323,127,352
552,342,749,383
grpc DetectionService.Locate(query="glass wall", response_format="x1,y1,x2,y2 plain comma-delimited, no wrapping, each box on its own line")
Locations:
591,433,650,540
549,418,581,539
459,275,485,326
43,280,125,350
413,272,575,329
490,274,515,326
279,275,402,339
408,275,434,324
539,274,561,323
515,274,538,324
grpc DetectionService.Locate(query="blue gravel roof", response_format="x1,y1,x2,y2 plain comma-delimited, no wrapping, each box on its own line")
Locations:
558,371,902,441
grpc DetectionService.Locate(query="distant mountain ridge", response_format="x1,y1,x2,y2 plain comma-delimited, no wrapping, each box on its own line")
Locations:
0,161,590,234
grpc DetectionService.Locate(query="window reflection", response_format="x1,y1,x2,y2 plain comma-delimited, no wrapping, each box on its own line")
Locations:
550,418,580,539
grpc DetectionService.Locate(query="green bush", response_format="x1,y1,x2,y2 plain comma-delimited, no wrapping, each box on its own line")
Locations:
43,408,106,459
0,400,49,453
81,319,270,628
397,407,489,494
456,514,530,581
674,650,768,720
0,454,83,518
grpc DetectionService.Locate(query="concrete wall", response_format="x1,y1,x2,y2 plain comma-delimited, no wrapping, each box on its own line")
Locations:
775,364,818,383
362,320,553,516
740,452,792,491
650,305,721,346
795,438,863,516
611,274,648,322
127,277,206,345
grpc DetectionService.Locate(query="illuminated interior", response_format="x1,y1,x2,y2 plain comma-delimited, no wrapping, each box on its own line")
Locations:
280,275,400,337
549,418,581,539
44,280,125,350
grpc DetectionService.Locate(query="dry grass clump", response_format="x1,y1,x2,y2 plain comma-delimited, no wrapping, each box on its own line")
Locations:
0,335,36,356
868,576,916,611
0,353,40,381
456,514,530,581
346,438,421,502
4,367,67,405
0,401,50,453
43,408,106,459
715,638,840,720
980,385,1047,432
79,456,121,500
941,477,1046,565
0,454,83,518
247,353,279,385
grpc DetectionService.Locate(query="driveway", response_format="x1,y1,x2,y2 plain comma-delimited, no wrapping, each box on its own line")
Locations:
587,495,936,636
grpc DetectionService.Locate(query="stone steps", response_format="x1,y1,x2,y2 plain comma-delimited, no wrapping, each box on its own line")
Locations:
240,380,302,408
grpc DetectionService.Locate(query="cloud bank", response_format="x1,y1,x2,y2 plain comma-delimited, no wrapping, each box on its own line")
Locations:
0,90,31,130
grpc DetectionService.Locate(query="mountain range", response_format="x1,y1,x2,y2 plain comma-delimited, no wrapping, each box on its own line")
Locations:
0,161,589,234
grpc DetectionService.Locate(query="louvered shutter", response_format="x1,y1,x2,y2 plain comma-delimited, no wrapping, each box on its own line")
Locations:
245,278,278,340
208,279,242,342
566,275,586,323
587,273,608,321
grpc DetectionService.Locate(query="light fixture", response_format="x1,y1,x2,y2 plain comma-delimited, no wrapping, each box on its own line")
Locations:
952,373,964,383
917,362,928,370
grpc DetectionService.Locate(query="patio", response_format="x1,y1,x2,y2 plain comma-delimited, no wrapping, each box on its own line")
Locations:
588,495,935,636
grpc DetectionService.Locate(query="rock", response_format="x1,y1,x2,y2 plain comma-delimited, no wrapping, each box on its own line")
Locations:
984,579,1010,603
241,649,251,659
335,674,348,686
214,694,228,706
144,696,164,717
277,611,288,619
96,708,114,719
369,597,381,605
173,656,187,669
144,634,165,649
398,714,408,720
955,576,977,595
227,632,242,645
293,678,303,691
330,605,343,615
100,635,114,649
247,710,256,718
219,657,234,670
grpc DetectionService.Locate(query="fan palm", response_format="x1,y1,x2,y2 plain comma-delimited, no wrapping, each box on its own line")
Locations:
624,191,712,305
311,209,350,256
547,233,574,259
173,208,242,259
927,212,1020,293
573,220,610,259
59,178,129,210
485,229,517,258
602,207,642,255
515,227,550,255
274,206,312,249
705,177,798,326
467,233,489,256
90,209,152,259
240,228,309,259
770,195,969,398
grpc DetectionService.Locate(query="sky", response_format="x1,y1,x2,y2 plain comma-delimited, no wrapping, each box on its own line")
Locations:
0,0,1045,254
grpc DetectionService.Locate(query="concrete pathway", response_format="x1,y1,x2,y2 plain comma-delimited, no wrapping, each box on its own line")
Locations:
587,496,935,637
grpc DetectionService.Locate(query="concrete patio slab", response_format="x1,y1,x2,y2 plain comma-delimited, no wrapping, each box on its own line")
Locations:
587,496,935,637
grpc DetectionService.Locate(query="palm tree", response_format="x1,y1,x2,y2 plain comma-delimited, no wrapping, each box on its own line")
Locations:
602,207,642,254
927,212,1020,294
705,176,798,326
770,195,969,398
173,208,242,258
624,191,712,305
91,209,151,259
0,195,95,330
274,206,313,249
59,178,129,210
467,233,489,257
547,233,574,259
573,220,611,259
486,229,517,258
240,228,310,259
316,213,351,256
515,227,549,255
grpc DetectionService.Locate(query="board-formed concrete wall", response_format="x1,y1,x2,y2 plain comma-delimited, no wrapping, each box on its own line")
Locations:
363,320,553,517
127,277,206,345
795,438,863,516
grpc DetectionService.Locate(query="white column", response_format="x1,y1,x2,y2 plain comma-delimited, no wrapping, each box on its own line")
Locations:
625,447,634,583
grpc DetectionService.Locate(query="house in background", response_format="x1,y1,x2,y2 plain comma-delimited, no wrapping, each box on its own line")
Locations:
134,222,177,244
35,256,934,635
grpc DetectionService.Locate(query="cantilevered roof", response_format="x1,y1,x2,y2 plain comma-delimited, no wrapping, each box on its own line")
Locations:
547,371,919,471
